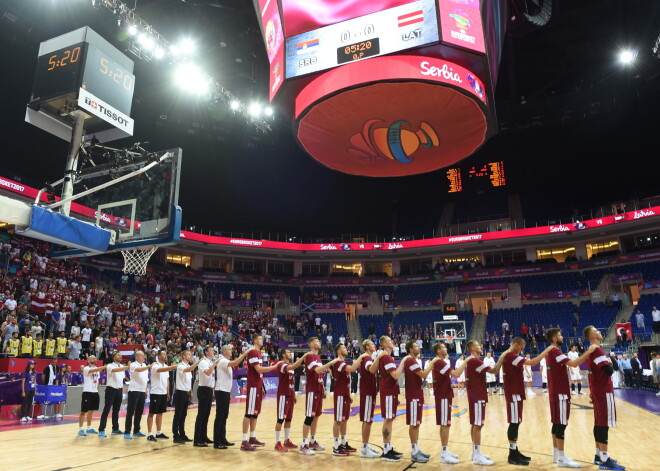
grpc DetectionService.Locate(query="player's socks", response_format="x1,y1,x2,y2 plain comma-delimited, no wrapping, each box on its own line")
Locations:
250,431,256,438
276,431,281,443
384,443,392,453
412,443,419,454
571,384,575,392
242,433,248,441
284,428,291,441
302,438,308,446
600,451,610,462
510,443,518,450
310,435,316,444
577,384,582,393
334,437,340,448
473,444,481,456
341,435,346,446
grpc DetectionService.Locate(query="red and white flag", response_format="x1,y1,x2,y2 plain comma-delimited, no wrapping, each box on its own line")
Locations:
615,322,632,341
398,10,424,28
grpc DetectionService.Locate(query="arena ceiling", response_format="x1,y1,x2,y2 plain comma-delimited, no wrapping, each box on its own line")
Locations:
0,0,658,240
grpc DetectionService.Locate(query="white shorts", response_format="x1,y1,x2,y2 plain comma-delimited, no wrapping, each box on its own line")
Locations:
523,372,532,382
458,373,465,382
569,367,581,381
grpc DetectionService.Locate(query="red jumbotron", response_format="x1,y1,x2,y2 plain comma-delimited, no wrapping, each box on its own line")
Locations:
294,55,489,177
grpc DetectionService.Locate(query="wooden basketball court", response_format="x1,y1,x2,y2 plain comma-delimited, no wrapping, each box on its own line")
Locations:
2,389,657,470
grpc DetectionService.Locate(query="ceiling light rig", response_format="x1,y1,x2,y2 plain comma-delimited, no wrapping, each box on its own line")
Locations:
89,0,272,132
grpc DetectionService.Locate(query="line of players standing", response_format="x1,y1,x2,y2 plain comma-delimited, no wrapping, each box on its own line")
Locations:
74,325,624,470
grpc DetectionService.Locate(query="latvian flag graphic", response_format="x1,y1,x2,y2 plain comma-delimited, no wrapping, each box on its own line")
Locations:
398,9,424,28
296,38,319,54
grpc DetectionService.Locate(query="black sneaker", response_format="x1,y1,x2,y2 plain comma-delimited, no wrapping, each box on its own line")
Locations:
381,450,401,462
147,435,157,442
508,451,530,466
517,450,532,461
391,449,404,458
173,438,187,444
156,433,169,439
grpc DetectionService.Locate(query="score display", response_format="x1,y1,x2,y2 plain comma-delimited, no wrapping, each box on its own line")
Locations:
82,44,135,116
285,0,438,78
31,43,86,103
446,161,507,193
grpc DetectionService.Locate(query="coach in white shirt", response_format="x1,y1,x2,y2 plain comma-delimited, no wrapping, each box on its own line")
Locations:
78,355,104,436
172,350,202,443
98,352,129,437
194,346,222,446
652,306,660,334
124,350,150,438
147,350,177,441
213,345,253,449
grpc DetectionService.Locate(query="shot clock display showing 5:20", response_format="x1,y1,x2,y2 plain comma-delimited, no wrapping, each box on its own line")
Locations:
82,44,135,115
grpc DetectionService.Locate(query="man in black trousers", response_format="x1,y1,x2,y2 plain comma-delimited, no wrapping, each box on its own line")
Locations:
213,344,253,449
194,346,222,446
173,350,202,444
124,350,150,439
99,352,130,437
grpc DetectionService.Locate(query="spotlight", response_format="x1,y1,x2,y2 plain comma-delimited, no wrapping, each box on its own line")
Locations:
169,44,180,56
180,38,195,54
249,103,261,117
127,24,138,36
264,106,273,116
154,47,165,59
174,63,210,94
230,100,240,111
138,33,155,51
619,49,636,65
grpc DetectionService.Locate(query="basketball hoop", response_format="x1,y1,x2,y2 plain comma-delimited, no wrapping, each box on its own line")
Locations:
446,336,454,344
121,247,157,275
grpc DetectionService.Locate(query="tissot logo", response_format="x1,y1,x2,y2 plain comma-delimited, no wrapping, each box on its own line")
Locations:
633,209,655,219
83,97,131,127
78,88,134,135
549,225,570,233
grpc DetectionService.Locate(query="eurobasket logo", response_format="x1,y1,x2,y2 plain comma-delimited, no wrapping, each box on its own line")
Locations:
347,119,439,164
449,9,471,30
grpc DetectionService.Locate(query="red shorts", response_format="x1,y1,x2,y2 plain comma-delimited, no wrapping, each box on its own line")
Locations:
359,394,376,422
406,397,424,426
334,394,351,421
305,391,323,418
506,395,524,424
380,393,399,420
592,392,616,427
245,386,263,416
549,394,571,425
435,397,452,426
469,400,486,426
277,395,294,421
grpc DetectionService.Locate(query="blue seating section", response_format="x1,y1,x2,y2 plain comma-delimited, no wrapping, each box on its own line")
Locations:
360,313,394,339
394,282,448,301
628,293,660,342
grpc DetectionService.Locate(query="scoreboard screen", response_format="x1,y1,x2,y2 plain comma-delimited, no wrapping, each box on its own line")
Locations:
285,0,438,78
446,161,507,193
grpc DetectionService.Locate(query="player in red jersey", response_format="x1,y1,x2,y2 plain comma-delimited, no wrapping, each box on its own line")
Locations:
370,335,407,462
331,343,369,456
241,334,282,451
583,326,625,471
357,338,381,459
545,328,597,468
274,349,308,452
299,337,340,455
465,339,507,466
431,342,471,464
402,341,436,463
502,338,553,466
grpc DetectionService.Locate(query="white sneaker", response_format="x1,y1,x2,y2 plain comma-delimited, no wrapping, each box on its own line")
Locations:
441,452,460,464
359,447,380,459
20,417,27,422
445,450,459,459
656,391,660,397
55,414,63,418
472,454,494,465
578,392,585,395
36,415,44,419
27,417,32,421
558,457,582,467
571,391,577,396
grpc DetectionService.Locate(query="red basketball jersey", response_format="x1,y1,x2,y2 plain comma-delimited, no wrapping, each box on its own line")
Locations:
546,347,570,396
502,352,526,399
359,356,377,396
277,362,295,397
586,346,614,394
246,349,263,388
431,359,454,399
378,354,399,395
466,357,489,402
403,357,423,400
305,353,324,392
333,360,351,396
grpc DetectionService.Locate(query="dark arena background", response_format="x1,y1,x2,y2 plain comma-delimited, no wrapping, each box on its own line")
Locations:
0,1,659,470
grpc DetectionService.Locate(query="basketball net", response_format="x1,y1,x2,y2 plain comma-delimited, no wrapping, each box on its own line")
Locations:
121,247,157,275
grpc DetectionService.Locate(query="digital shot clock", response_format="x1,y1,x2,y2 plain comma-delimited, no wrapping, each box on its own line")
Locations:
337,38,380,65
